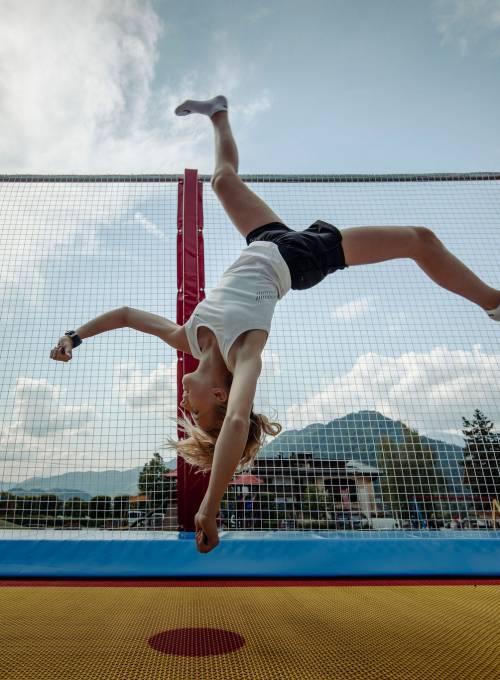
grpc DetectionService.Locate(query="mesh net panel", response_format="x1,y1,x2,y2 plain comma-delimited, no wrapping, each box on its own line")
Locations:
0,177,179,536
203,174,500,536
0,174,499,540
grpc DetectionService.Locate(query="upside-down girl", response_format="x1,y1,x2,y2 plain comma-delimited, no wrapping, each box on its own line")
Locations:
50,96,500,553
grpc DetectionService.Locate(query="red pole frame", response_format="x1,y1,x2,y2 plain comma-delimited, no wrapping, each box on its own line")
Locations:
176,169,208,532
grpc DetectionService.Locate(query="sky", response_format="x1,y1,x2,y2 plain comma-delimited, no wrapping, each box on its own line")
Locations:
0,0,499,175
0,0,500,485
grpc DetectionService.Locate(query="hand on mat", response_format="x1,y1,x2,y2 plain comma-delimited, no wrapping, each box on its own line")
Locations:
50,336,73,362
194,510,219,554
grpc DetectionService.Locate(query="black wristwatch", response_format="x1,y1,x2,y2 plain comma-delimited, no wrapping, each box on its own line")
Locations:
65,330,82,348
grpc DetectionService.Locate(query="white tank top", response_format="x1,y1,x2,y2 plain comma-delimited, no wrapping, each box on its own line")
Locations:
184,241,291,370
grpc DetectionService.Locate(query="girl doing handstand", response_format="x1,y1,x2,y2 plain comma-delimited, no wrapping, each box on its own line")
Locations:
50,96,500,553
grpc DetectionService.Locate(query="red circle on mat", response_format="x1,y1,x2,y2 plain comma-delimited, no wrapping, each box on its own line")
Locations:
148,627,246,657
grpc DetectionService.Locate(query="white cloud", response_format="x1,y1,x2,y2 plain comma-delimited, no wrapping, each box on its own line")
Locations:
0,377,96,448
0,0,200,173
134,212,165,240
0,181,169,307
261,349,282,377
237,92,272,124
0,0,274,174
210,31,272,125
284,344,500,440
331,297,372,319
113,359,177,411
0,359,178,480
245,7,273,24
432,0,500,56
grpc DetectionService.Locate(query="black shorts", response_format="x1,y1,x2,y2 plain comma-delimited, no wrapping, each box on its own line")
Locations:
246,220,348,290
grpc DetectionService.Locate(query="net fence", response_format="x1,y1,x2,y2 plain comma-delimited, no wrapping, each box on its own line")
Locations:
1,174,499,539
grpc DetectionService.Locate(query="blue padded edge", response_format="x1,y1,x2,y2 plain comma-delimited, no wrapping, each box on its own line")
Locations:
0,532,499,578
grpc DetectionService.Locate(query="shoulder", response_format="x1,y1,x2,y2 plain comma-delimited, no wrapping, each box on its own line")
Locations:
172,326,194,355
233,330,266,366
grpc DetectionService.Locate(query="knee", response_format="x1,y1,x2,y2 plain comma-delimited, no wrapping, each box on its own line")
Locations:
210,167,237,192
412,226,440,259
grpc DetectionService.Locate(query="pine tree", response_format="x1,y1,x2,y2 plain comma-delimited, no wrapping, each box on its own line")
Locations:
461,409,500,508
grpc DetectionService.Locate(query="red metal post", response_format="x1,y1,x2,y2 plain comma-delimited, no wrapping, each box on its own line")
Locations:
176,169,208,531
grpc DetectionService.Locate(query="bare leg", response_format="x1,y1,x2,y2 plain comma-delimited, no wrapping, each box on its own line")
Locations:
209,111,283,237
341,226,500,311
178,100,500,314
211,111,239,175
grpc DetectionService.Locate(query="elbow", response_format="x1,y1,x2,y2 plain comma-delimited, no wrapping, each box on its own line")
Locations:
225,414,250,430
121,306,130,326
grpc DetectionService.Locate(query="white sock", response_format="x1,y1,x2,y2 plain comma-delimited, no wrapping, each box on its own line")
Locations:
486,303,500,321
175,95,228,118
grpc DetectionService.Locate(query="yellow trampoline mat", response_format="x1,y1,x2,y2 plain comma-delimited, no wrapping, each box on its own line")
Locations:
1,581,499,680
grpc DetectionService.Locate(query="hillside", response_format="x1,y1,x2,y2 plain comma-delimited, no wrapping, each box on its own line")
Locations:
1,412,468,496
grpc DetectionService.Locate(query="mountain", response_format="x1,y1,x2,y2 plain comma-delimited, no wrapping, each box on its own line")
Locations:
1,412,468,497
7,487,94,501
261,410,466,491
1,466,160,499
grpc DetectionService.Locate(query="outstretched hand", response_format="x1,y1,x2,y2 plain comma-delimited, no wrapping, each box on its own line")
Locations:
194,510,219,554
50,336,73,362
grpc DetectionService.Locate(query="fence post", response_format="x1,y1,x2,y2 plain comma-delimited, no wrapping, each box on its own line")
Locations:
176,168,208,532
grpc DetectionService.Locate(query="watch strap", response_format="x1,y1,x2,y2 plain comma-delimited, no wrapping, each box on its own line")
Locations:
65,331,82,348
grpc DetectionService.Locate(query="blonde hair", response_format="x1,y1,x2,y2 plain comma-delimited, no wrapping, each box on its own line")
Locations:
163,404,282,474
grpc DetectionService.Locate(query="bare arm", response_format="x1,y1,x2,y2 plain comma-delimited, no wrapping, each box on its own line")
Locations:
194,415,251,552
76,306,191,353
195,354,262,551
75,306,128,340
123,306,192,354
50,306,192,361
202,353,262,513
50,307,128,361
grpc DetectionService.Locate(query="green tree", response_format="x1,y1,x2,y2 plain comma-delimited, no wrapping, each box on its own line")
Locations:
377,425,449,523
138,452,170,512
0,492,16,518
39,494,60,518
89,496,112,522
301,484,329,529
64,497,89,520
112,495,132,521
461,409,500,510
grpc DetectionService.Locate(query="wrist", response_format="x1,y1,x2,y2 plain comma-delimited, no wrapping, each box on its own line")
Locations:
200,496,220,516
65,330,82,348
